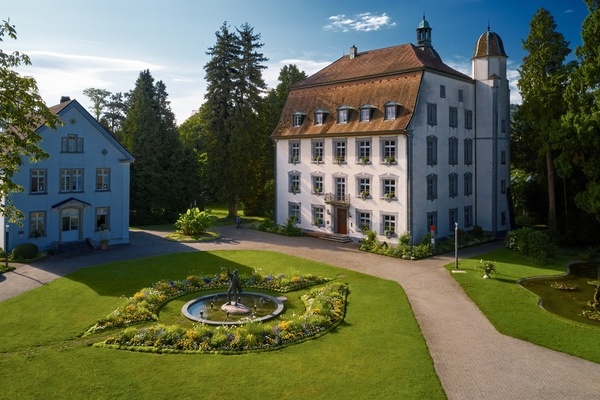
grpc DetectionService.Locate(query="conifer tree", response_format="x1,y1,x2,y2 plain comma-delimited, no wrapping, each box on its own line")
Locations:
203,22,268,217
560,0,600,222
122,70,199,224
515,7,572,233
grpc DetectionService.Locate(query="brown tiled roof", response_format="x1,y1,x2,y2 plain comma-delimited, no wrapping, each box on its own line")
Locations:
272,43,470,138
294,43,469,88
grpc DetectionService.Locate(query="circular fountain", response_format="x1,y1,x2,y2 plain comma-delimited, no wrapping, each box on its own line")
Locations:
182,292,285,325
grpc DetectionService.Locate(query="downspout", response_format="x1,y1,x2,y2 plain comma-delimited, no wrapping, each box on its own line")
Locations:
405,129,414,244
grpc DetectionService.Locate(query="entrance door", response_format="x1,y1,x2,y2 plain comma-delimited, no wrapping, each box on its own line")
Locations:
336,208,348,235
61,208,80,242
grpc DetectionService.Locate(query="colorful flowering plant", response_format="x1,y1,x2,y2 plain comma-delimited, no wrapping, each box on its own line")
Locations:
100,281,348,353
86,270,332,334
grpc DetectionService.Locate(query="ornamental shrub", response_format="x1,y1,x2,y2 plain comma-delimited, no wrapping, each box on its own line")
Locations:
174,207,213,236
11,243,39,260
505,227,555,264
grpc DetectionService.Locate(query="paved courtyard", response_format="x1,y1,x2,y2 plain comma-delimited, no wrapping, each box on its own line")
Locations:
1,226,599,399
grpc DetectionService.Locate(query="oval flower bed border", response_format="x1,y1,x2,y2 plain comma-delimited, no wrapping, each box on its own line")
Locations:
95,281,348,354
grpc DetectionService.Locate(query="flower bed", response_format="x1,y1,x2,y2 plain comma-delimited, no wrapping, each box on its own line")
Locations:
98,281,348,353
86,270,332,334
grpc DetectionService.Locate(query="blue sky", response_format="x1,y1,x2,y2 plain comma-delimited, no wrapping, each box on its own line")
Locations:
2,0,589,124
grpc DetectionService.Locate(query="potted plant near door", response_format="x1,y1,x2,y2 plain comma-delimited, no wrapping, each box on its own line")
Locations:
99,224,109,250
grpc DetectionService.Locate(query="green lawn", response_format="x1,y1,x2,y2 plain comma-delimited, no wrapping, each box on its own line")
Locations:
0,250,444,400
449,249,600,363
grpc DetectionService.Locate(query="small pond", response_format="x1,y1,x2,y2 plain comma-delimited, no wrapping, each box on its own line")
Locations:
519,262,599,327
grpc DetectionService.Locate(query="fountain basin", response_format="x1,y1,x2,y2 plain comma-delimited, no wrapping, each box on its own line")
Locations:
182,292,285,325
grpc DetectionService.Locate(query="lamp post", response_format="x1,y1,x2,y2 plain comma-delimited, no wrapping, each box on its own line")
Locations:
454,222,459,270
5,224,9,269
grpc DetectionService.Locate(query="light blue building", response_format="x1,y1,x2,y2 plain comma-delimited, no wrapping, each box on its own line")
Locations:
1,97,134,253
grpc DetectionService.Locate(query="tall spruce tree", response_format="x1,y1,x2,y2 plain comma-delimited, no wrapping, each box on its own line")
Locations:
560,0,600,222
515,7,572,233
122,70,199,224
203,22,268,217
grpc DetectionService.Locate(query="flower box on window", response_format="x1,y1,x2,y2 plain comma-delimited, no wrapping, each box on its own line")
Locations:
383,192,396,201
383,156,396,165
358,156,370,164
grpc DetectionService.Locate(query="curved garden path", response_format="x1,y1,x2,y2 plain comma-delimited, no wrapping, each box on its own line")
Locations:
1,226,599,399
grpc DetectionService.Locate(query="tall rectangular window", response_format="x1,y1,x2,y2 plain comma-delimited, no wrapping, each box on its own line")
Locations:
289,141,300,163
60,169,83,192
96,168,110,191
289,174,300,193
357,178,371,197
30,169,46,193
312,140,324,162
96,207,109,230
61,134,84,153
335,177,346,201
501,119,506,133
358,211,371,231
29,211,46,237
381,214,396,234
427,174,437,200
288,202,301,223
357,139,371,163
440,85,446,98
312,175,323,194
501,179,506,194
382,179,396,199
501,150,506,165
381,138,397,163
449,107,458,128
449,137,458,165
464,172,473,196
465,110,473,130
314,110,327,125
312,206,324,226
464,205,473,228
458,89,464,102
333,140,346,163
427,211,438,233
501,211,507,226
449,173,458,198
449,208,458,232
427,136,438,166
292,114,303,127
427,103,437,126
464,139,473,165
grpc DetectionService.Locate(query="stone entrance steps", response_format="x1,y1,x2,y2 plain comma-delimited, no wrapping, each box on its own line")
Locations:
58,240,93,255
319,234,354,243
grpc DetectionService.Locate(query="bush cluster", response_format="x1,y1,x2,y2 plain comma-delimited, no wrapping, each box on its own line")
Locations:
11,243,39,260
505,227,556,264
174,207,214,236
100,281,347,353
250,216,303,236
359,229,432,260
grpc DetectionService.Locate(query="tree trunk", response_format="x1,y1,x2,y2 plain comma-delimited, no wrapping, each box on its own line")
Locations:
546,151,557,232
228,201,238,218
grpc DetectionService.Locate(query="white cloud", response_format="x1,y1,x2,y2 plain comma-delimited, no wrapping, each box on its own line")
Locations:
324,12,396,32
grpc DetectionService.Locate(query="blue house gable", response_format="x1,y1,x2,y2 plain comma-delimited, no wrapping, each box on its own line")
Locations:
0,97,134,253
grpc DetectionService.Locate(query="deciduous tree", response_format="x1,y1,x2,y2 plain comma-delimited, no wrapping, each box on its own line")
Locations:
0,19,60,223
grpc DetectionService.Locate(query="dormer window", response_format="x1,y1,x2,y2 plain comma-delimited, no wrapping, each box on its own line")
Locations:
337,105,354,124
292,112,306,127
359,104,376,122
314,109,328,125
384,101,400,120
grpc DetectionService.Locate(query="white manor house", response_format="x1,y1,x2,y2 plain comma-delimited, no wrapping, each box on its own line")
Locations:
272,17,511,243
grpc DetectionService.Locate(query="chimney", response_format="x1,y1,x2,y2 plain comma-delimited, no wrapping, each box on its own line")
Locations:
60,96,71,103
349,45,357,59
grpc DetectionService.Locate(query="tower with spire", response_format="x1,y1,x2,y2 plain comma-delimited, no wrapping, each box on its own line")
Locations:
472,26,511,233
